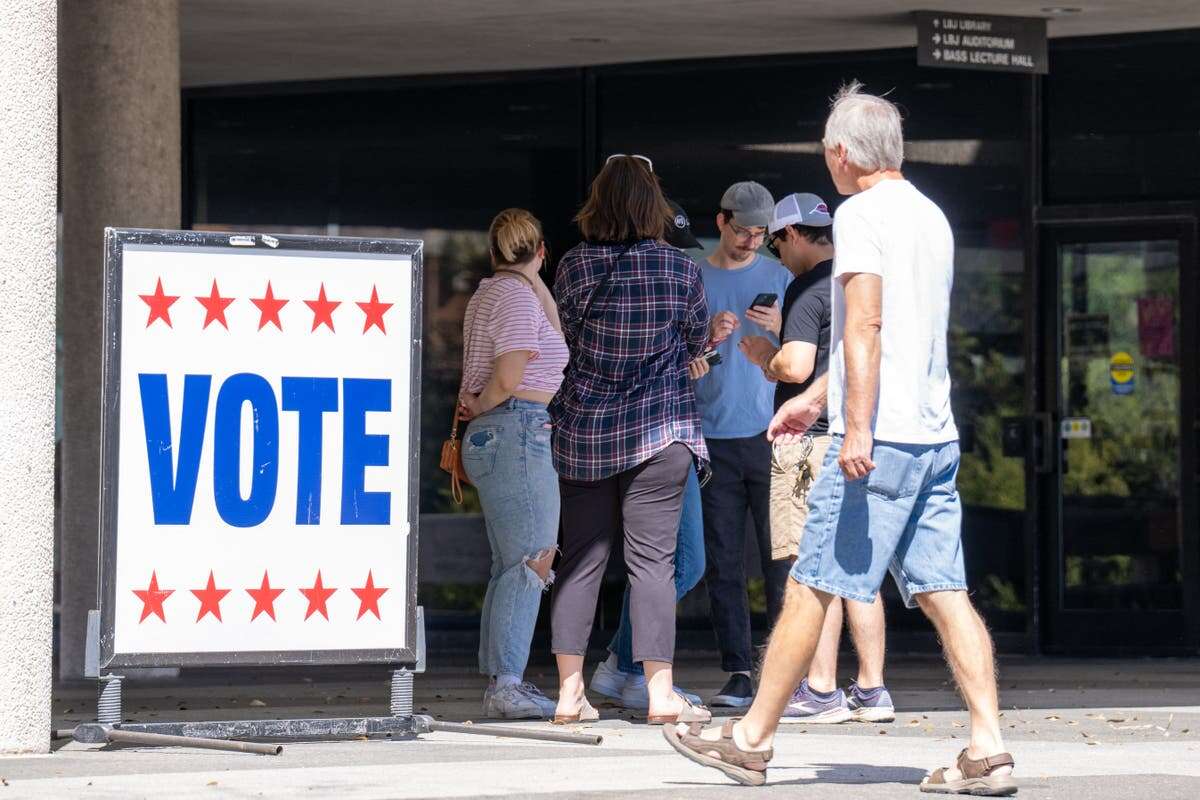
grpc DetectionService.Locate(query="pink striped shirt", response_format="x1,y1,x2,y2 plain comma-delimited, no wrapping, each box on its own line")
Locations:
462,275,568,395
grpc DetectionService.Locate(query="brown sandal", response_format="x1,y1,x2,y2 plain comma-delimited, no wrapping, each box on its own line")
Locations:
662,719,772,786
552,698,599,725
647,695,712,725
920,749,1016,796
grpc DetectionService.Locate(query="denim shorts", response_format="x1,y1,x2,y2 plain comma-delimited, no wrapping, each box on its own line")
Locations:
790,436,966,608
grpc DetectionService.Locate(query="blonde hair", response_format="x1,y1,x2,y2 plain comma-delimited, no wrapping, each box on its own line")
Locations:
489,208,544,267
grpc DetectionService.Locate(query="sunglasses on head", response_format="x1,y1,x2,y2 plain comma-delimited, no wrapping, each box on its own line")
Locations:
605,153,654,172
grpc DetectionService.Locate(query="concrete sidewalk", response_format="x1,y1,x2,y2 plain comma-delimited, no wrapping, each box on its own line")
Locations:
2,655,1197,799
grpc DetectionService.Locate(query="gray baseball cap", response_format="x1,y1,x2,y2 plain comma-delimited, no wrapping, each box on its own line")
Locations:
769,192,833,233
720,181,774,229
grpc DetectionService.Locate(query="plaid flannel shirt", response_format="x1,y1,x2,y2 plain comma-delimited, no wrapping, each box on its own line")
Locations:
549,239,710,482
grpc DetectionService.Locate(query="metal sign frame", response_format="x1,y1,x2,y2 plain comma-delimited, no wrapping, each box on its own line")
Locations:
96,228,423,669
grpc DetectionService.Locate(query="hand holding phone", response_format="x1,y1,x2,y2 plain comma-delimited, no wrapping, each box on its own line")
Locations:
749,292,778,310
746,292,782,338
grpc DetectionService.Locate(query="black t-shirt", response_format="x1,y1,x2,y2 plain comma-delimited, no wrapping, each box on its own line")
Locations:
774,259,832,434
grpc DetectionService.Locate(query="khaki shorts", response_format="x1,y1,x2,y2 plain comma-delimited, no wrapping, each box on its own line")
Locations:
769,434,833,560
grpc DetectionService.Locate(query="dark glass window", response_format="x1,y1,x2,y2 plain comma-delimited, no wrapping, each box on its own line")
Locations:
188,74,583,520
598,54,1030,631
1046,32,1200,204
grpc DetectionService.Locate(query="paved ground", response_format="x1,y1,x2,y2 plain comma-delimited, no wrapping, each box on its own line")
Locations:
1,654,1198,798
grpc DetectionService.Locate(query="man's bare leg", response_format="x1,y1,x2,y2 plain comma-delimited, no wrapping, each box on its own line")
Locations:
681,579,833,751
805,596,843,693
915,590,1012,778
845,593,885,688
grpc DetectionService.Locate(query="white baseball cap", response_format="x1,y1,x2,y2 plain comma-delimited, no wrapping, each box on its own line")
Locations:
768,193,833,234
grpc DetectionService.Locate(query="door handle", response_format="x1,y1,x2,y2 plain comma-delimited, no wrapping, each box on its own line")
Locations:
1033,412,1055,474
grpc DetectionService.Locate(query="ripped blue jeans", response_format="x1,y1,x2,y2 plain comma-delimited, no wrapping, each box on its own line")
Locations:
463,399,559,678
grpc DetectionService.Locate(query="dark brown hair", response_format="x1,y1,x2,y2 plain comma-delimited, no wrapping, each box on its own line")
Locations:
784,223,832,246
575,156,671,243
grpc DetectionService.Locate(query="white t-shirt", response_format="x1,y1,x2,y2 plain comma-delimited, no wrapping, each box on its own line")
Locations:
827,179,958,444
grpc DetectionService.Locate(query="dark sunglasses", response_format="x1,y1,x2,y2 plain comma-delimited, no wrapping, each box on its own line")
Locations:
766,231,784,259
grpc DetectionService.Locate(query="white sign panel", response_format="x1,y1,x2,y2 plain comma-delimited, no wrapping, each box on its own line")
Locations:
98,229,422,667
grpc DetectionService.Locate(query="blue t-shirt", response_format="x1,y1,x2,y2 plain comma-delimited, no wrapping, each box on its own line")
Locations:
694,254,793,438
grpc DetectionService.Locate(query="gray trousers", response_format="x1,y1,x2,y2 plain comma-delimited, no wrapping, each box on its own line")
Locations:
550,443,692,666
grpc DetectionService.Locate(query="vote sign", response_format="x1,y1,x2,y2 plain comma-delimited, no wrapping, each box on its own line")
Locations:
98,229,422,668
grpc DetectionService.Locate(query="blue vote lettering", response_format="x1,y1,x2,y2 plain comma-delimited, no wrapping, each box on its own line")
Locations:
281,377,338,524
140,373,211,524
341,378,391,525
137,373,392,527
213,373,280,528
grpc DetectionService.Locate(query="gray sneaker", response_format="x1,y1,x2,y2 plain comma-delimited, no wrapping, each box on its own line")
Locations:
846,681,895,723
779,679,852,724
483,682,554,719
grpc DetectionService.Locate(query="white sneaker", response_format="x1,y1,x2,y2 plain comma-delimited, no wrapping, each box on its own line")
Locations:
618,673,703,711
484,683,552,720
589,658,628,702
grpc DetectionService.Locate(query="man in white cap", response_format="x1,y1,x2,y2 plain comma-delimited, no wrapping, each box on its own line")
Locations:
693,181,792,709
739,192,893,726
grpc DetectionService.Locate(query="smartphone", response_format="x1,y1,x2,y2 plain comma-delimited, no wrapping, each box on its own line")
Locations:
749,292,778,310
702,348,723,366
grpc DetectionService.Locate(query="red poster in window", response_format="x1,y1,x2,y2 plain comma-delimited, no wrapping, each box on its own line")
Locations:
1137,295,1175,360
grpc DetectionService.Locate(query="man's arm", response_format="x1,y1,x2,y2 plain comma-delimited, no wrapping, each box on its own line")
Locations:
765,341,816,384
838,271,882,479
766,372,828,443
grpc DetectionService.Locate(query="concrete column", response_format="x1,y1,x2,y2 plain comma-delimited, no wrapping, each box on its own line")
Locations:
59,0,181,679
0,0,58,753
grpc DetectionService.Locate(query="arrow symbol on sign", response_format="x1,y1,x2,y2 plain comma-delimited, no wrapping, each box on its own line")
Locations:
933,33,941,44
933,49,942,59
933,19,940,28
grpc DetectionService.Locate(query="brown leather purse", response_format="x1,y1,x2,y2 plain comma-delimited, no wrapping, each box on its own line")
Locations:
439,408,470,505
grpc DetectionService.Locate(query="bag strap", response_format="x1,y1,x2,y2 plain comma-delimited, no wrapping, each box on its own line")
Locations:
580,243,633,321
493,268,535,289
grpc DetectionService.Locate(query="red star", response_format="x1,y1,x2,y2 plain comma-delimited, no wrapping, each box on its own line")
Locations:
250,281,288,330
246,571,286,622
300,570,337,621
139,278,179,328
191,570,231,622
356,285,393,334
304,283,341,332
351,570,389,620
132,571,174,623
195,280,235,330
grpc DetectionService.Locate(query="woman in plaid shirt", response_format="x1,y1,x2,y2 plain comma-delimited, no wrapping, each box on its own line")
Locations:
549,155,714,725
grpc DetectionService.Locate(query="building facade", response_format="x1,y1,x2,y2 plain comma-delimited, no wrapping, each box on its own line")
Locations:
180,28,1200,654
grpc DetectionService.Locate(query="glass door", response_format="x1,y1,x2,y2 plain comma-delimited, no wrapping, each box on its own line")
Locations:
1037,216,1198,652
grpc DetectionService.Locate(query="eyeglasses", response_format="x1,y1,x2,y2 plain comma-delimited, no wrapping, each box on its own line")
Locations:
726,219,767,244
605,153,653,172
766,231,784,259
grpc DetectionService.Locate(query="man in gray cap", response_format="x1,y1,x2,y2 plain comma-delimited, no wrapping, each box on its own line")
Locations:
740,192,894,726
694,181,793,709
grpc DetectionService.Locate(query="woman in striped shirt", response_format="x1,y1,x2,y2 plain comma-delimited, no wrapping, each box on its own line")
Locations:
458,208,569,720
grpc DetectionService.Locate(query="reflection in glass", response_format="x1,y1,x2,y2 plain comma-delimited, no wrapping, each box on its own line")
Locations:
1058,240,1181,610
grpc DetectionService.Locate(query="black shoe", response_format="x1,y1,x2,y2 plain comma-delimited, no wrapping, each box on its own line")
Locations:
710,673,754,708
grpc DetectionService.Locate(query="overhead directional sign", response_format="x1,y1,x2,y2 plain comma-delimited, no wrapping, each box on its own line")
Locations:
98,229,423,668
916,11,1048,75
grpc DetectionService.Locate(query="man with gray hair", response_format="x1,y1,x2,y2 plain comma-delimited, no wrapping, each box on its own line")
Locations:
663,82,1016,796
